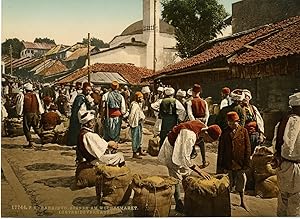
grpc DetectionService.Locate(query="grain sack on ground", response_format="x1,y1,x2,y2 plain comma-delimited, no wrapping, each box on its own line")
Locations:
119,127,132,143
252,146,276,183
255,175,279,198
41,130,56,144
132,174,178,217
147,136,160,156
95,165,132,206
54,124,68,145
182,174,231,217
75,161,97,188
6,118,23,137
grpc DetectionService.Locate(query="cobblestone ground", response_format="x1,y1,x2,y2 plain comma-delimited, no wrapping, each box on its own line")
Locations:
1,123,277,217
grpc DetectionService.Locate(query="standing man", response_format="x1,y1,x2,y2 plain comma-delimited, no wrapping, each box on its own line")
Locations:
158,120,222,213
128,92,146,159
16,83,44,148
217,112,251,211
69,82,82,109
159,87,186,147
102,81,127,142
220,87,232,110
68,82,93,163
186,84,210,166
272,92,300,216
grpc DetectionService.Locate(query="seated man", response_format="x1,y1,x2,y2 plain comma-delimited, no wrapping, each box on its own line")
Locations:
41,104,61,131
78,110,125,167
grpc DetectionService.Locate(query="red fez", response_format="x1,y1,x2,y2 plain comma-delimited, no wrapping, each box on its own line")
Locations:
192,84,202,93
245,121,257,129
83,82,92,89
227,111,240,122
222,87,230,95
207,125,222,141
111,81,119,90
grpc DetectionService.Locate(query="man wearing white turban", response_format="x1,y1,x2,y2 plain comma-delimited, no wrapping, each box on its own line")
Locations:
272,92,300,216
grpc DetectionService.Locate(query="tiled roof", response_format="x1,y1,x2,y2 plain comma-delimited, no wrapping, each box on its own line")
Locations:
64,46,95,61
153,16,300,77
33,60,68,76
57,63,154,85
22,41,56,50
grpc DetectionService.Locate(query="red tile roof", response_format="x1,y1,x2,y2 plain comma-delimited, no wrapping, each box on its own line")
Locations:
57,63,154,85
39,60,68,76
152,16,300,77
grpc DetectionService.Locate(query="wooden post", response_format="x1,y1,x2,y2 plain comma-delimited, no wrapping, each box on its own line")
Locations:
153,0,156,74
9,45,13,75
88,33,91,83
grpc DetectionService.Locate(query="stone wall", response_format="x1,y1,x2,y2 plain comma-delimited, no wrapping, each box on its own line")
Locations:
232,0,300,33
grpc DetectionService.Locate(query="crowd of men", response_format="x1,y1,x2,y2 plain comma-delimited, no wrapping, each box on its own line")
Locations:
1,77,299,216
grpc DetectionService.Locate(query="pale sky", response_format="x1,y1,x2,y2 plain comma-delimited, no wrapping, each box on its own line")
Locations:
1,0,239,46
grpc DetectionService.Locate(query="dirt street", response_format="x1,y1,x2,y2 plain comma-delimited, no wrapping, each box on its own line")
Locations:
1,124,277,217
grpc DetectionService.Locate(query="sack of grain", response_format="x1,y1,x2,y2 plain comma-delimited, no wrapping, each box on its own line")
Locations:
255,175,279,198
95,165,132,206
41,129,56,144
147,136,160,156
252,146,276,183
6,118,23,137
132,174,178,217
75,161,97,188
119,127,132,143
182,174,231,217
54,124,68,145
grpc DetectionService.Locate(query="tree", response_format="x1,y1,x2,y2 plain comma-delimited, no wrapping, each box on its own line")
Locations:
34,37,56,44
162,0,229,58
82,37,109,48
1,38,23,59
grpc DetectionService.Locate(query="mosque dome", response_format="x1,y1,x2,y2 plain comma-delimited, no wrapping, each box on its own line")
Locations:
121,19,175,36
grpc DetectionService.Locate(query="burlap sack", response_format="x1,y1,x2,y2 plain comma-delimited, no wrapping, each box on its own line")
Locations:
41,130,56,144
255,175,279,198
54,124,68,145
6,118,23,137
182,174,231,217
132,174,178,217
119,127,132,143
75,161,97,188
147,136,160,156
95,165,132,206
252,146,276,183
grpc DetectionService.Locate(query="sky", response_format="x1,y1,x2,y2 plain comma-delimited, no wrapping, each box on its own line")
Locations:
1,0,240,46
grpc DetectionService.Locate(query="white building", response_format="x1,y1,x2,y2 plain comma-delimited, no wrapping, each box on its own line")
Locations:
88,0,179,71
20,41,56,58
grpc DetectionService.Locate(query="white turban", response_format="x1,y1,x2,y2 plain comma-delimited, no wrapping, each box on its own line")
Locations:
243,89,252,100
289,92,300,107
141,86,150,94
231,89,245,101
157,87,164,92
24,83,33,91
165,87,175,96
80,110,95,124
176,89,186,97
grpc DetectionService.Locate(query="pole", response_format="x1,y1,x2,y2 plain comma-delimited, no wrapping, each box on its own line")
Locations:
9,45,13,75
88,33,91,83
153,0,156,74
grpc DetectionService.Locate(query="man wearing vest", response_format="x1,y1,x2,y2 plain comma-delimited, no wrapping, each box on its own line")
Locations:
78,110,125,167
16,83,44,148
158,120,222,213
159,87,186,147
272,92,300,216
102,81,127,142
186,84,210,167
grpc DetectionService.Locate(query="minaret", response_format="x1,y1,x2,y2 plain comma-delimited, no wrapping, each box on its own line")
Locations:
143,0,160,70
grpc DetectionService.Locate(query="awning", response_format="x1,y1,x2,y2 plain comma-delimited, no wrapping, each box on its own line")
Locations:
74,71,129,85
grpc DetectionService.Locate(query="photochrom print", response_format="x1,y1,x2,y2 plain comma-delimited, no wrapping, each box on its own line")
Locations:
1,0,300,217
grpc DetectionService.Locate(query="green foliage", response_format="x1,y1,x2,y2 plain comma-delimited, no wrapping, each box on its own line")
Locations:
34,37,56,44
82,37,109,48
162,0,229,58
1,38,23,58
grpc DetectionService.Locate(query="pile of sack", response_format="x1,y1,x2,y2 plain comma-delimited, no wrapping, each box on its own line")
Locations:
6,118,24,137
132,174,178,217
147,136,160,156
252,146,279,198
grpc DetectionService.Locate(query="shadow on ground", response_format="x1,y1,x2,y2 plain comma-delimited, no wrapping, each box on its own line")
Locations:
72,196,98,207
34,176,76,188
25,163,75,171
1,144,25,149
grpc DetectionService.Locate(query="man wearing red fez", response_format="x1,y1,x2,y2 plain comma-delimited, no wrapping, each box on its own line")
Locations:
217,111,251,211
186,83,210,167
102,81,127,142
220,87,232,110
158,120,222,213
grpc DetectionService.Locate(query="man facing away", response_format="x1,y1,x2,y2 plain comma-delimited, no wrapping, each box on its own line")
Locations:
220,87,232,110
